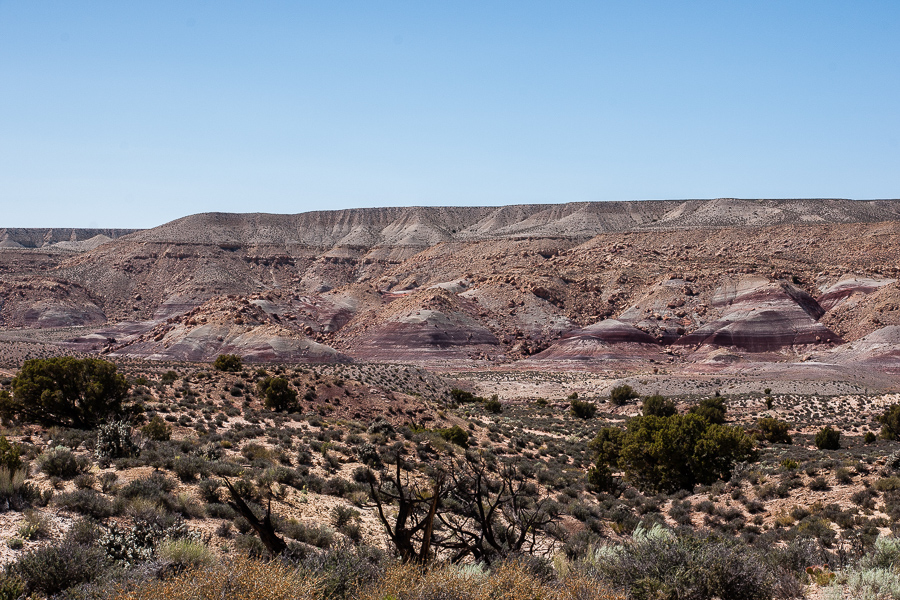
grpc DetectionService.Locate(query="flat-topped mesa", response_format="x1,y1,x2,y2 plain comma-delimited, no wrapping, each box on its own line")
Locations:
0,228,138,249
120,199,900,247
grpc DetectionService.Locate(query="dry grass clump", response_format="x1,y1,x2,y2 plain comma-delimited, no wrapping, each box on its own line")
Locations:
112,556,322,600
357,561,624,600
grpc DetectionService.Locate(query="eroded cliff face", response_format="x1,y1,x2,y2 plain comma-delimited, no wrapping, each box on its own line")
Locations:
1,200,899,382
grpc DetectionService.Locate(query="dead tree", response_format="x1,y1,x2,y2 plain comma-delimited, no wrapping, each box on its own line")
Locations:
437,450,561,564
366,456,446,563
223,477,287,556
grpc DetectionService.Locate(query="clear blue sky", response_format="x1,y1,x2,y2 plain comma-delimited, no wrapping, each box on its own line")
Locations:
1,1,898,227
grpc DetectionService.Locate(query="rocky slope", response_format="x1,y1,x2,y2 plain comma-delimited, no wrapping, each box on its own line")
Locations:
1,199,899,386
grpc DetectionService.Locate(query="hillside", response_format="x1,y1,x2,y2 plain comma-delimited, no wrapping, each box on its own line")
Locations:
0,199,899,390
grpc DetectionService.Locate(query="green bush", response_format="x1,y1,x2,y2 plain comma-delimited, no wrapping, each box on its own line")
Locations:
614,414,756,493
570,398,597,419
142,414,172,441
689,397,727,424
865,431,878,444
0,435,22,472
609,384,637,406
213,354,243,372
5,357,129,428
588,427,624,491
484,396,503,414
756,417,792,444
438,425,469,447
257,377,298,412
449,388,481,403
879,404,900,441
642,395,676,417
815,426,841,450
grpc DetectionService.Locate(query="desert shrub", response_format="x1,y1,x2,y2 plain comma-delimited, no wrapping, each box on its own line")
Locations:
588,525,800,600
197,478,221,503
835,467,853,484
96,420,138,462
18,509,50,540
642,395,676,417
6,357,129,428
54,489,118,518
157,538,215,571
258,377,298,412
206,502,236,519
866,431,878,444
355,442,381,467
213,353,243,372
10,539,107,596
99,471,119,492
815,426,841,450
616,414,756,493
37,446,87,478
0,467,38,508
5,538,23,550
172,454,206,482
142,414,172,441
281,519,334,549
331,505,360,529
0,574,24,600
118,472,175,505
756,417,792,444
438,425,469,447
367,418,395,437
74,472,96,490
484,396,503,414
297,542,386,600
689,397,727,424
841,567,900,600
571,398,597,419
100,515,194,567
610,384,638,406
0,435,22,472
876,477,900,492
808,476,828,491
859,536,900,570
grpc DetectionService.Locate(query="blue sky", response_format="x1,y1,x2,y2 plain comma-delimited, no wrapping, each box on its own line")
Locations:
1,1,898,227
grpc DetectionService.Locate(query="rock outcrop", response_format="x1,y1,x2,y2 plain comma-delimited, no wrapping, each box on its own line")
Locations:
676,280,840,352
